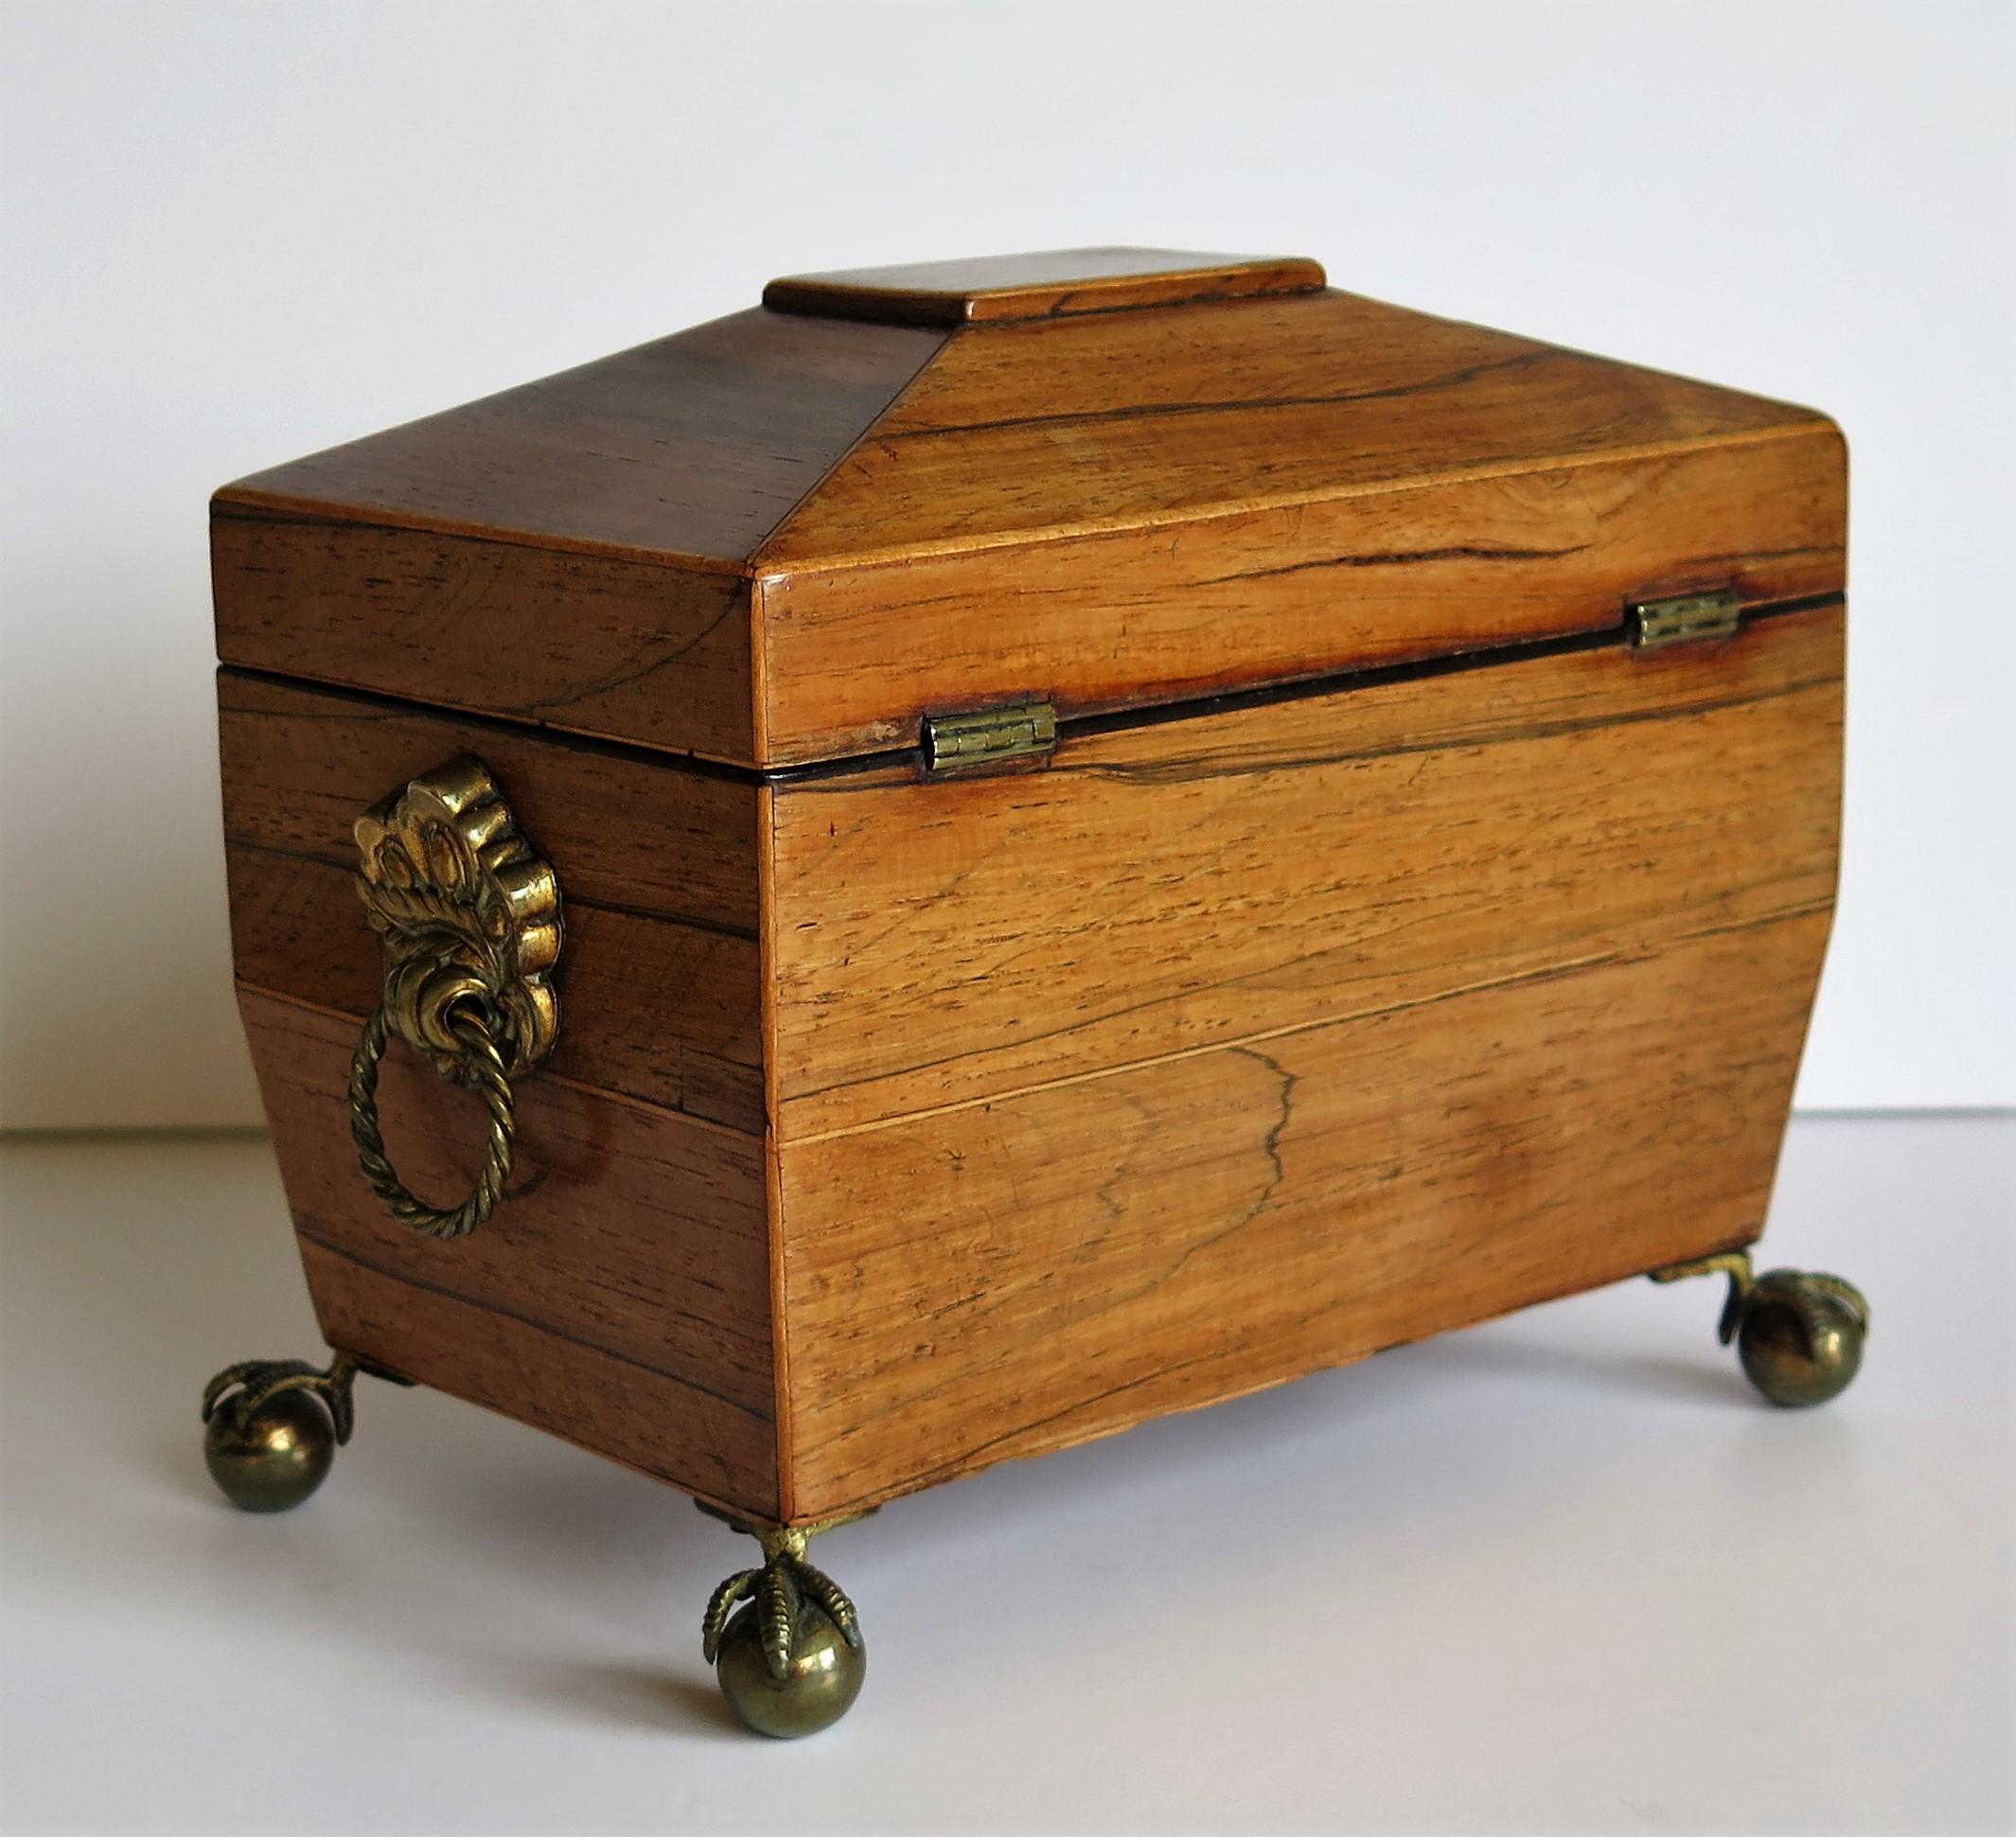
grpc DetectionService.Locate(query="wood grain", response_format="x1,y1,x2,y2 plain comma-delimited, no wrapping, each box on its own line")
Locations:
776,911,1830,1520
211,307,945,767
211,518,761,765
764,248,1327,326
241,989,779,1516
299,1233,769,1515
753,429,1845,763
219,668,757,931
220,670,766,1127
758,289,1834,568
766,606,1845,1141
228,844,762,1130
216,309,948,568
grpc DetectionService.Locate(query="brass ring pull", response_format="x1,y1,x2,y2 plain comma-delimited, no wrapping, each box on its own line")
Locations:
347,1003,516,1240
345,756,563,1240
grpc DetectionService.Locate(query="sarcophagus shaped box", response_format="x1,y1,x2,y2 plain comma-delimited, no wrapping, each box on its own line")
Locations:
203,249,1865,1736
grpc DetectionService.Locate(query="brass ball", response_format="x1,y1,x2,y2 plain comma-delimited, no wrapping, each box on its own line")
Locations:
203,1389,336,1511
714,1600,865,1738
1738,1272,1866,1408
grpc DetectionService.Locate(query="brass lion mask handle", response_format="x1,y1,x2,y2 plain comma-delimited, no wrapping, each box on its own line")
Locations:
346,756,563,1240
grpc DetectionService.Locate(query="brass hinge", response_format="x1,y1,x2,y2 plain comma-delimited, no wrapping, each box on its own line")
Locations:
922,700,1057,774
1629,588,1742,649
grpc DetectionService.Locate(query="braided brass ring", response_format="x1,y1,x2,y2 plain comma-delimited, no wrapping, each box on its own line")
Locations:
348,1003,516,1240
345,755,562,1241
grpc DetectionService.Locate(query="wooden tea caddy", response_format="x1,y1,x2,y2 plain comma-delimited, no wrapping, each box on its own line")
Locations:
202,248,1867,1737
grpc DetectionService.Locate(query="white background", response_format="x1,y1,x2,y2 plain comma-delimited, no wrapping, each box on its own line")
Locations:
4,1118,2010,1832
3,0,2012,1128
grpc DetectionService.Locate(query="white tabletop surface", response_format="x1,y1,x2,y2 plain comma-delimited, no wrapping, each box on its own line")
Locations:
2,1115,2009,1836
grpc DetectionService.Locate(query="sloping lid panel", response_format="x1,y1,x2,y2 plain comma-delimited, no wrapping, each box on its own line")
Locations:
215,308,946,569
759,289,1830,567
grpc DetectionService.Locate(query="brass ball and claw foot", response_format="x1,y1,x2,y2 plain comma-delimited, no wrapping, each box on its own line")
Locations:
699,1508,867,1738
200,1352,363,1512
1652,1250,1870,1407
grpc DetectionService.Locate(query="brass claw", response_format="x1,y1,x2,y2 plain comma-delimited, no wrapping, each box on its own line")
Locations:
200,1352,362,1511
1652,1250,1869,1407
700,1515,866,1738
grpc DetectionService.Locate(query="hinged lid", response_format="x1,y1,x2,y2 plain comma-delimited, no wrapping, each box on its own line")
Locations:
213,247,1845,771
